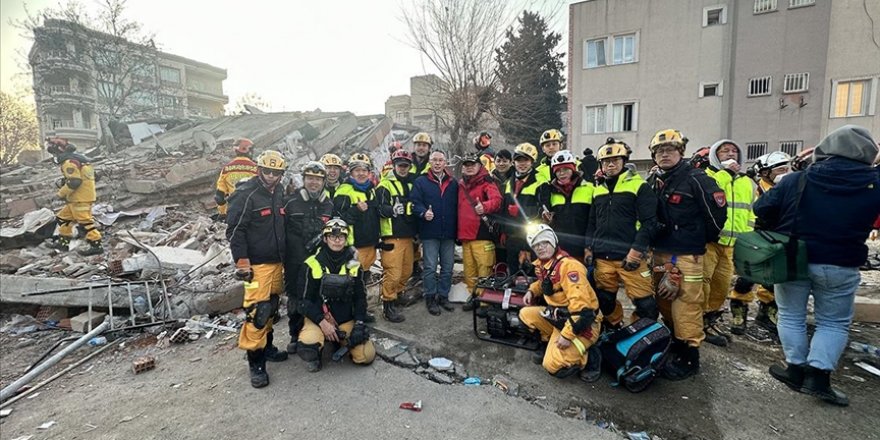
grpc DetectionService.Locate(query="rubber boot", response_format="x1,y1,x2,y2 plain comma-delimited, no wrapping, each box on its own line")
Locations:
703,311,729,347
437,296,455,312
287,310,303,355
46,235,70,251
729,300,748,336
532,343,547,365
461,295,478,312
78,239,103,256
298,342,323,373
579,345,603,383
246,349,269,388
426,295,441,316
802,366,849,406
768,362,805,392
383,300,405,323
755,301,778,334
663,344,700,381
263,331,288,362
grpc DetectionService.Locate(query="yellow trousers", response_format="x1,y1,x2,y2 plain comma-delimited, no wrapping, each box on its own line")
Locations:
519,306,601,374
357,246,377,273
654,253,705,347
594,258,654,326
702,242,734,313
462,240,496,294
238,263,284,351
57,202,102,241
299,319,376,365
381,237,414,301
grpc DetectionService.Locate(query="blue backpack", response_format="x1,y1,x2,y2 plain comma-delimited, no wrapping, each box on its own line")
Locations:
599,318,671,393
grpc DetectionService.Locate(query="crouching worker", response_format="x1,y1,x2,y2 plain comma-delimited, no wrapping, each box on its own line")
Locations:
519,224,603,382
297,218,376,372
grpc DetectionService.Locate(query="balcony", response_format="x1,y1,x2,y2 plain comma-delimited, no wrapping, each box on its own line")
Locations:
38,85,97,107
34,52,90,74
186,87,228,104
45,123,99,145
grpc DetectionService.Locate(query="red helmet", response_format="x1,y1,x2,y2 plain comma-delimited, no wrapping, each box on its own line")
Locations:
690,146,711,170
234,138,254,155
388,141,403,153
45,136,73,155
391,149,413,164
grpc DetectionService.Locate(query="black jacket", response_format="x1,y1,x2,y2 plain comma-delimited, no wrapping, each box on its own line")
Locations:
333,179,382,248
502,170,545,240
300,246,367,325
376,172,418,238
648,161,727,255
544,175,592,258
587,170,659,260
284,189,334,264
579,154,599,183
226,177,286,264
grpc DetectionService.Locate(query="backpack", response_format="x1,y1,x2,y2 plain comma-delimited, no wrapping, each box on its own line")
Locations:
599,318,671,393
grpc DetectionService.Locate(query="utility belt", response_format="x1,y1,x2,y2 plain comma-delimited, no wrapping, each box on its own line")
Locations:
320,273,354,302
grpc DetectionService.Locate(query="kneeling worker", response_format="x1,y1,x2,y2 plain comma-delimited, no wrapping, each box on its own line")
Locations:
297,218,376,372
519,224,603,382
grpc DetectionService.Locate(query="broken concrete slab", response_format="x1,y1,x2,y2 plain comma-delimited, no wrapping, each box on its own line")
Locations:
0,208,56,250
0,275,158,308
70,311,107,333
0,198,38,219
122,246,207,272
0,254,28,274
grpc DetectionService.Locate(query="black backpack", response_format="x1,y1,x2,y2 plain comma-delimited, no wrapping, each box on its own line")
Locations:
599,318,671,393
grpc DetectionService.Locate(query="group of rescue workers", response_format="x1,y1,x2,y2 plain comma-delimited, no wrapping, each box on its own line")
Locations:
41,124,878,402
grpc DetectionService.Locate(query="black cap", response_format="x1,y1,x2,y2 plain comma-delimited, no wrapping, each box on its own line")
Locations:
583,148,593,156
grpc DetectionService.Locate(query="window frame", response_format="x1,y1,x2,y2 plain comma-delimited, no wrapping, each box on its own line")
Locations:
754,0,778,14
159,66,181,84
582,101,639,134
830,77,877,118
611,33,637,65
703,5,728,27
782,72,810,94
746,142,768,161
748,76,773,97
583,105,607,134
699,81,724,98
780,141,802,156
584,37,607,69
788,0,815,9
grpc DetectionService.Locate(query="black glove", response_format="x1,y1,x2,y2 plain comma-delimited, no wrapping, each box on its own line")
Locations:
571,308,597,336
377,242,395,251
348,322,369,346
234,267,254,282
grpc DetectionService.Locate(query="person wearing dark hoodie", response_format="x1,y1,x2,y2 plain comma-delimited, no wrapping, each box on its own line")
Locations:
759,125,880,407
333,153,382,273
542,150,593,261
579,148,600,184
502,142,546,275
701,139,758,346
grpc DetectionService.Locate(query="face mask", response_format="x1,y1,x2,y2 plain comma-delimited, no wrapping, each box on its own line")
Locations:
773,174,787,184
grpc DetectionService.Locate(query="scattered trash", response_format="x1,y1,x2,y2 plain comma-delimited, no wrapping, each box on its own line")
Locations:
132,356,156,374
37,420,56,430
428,357,453,371
849,342,880,359
491,374,519,396
0,408,12,417
843,374,866,383
26,392,40,399
170,328,190,344
627,431,651,440
854,362,880,378
399,400,422,412
87,336,108,346
190,357,202,363
11,436,33,440
731,361,748,371
681,396,689,399
463,377,481,386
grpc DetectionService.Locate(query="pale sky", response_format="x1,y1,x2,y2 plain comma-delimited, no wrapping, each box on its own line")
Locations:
0,0,568,115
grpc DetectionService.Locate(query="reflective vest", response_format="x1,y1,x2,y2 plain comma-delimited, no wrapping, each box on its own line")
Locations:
304,254,360,300
707,169,756,246
334,183,380,247
549,181,593,208
215,155,257,198
593,169,643,230
57,157,97,203
536,157,581,183
377,174,414,237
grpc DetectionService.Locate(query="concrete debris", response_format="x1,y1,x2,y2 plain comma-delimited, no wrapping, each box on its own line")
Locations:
70,311,107,333
132,356,156,374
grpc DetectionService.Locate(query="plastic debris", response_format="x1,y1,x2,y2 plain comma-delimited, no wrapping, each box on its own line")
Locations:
849,342,880,359
0,408,12,417
627,432,651,440
854,362,880,378
37,420,56,430
428,357,453,371
399,400,422,412
463,377,481,386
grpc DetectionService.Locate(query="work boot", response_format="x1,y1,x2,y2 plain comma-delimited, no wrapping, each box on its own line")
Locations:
703,311,729,347
78,240,103,256
383,300,405,323
438,296,455,312
663,344,700,381
426,295,441,316
755,301,778,334
264,331,288,362
532,344,547,365
461,295,478,312
579,345,603,383
46,235,70,251
769,362,805,392
601,320,622,335
553,365,580,379
363,311,377,323
246,349,269,388
729,300,748,336
286,342,298,355
802,366,849,406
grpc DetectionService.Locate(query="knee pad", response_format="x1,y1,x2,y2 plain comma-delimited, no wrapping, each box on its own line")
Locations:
733,277,753,294
632,296,659,321
249,295,280,330
297,342,321,362
595,288,618,316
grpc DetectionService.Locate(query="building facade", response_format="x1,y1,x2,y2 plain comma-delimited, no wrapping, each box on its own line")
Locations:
569,0,880,163
29,19,228,148
384,74,446,134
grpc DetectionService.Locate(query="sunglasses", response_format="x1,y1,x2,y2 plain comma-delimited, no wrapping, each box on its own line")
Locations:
261,168,284,176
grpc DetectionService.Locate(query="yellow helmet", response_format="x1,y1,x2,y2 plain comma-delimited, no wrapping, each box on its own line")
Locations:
255,150,286,171
597,137,630,161
320,153,343,168
513,143,539,161
348,152,372,170
413,132,433,146
539,129,564,145
649,129,688,153
322,218,349,236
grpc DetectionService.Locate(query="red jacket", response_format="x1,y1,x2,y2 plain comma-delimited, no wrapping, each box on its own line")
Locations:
457,167,502,241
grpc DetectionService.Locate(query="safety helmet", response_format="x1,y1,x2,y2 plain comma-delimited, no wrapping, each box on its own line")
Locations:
322,218,349,237
45,136,74,155
513,143,539,161
526,223,558,250
539,129,564,145
255,150,286,171
550,150,577,170
761,151,792,171
233,138,254,155
597,137,630,162
348,152,372,170
689,146,711,170
790,148,814,171
391,149,413,165
320,153,344,168
649,129,688,154
413,132,433,146
301,161,327,179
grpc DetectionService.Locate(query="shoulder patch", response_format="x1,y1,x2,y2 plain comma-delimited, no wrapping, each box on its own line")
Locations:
567,271,580,282
713,191,727,207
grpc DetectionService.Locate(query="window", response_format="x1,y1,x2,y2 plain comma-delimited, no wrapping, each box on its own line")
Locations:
703,6,727,26
832,79,872,117
748,76,772,96
746,143,768,160
585,38,606,68
159,66,181,84
583,102,638,134
783,73,809,93
583,105,606,134
789,0,814,8
754,0,777,14
780,141,802,156
700,81,723,97
612,34,636,65
97,81,120,99
131,91,156,107
159,94,183,108
611,103,635,132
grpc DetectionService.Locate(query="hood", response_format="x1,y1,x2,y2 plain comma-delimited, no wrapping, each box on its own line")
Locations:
814,124,879,165
806,156,879,194
708,139,742,170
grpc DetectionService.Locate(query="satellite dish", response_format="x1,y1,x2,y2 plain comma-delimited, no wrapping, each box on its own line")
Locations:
193,130,217,154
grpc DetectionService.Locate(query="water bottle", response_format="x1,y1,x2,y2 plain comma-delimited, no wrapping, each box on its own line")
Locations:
133,296,148,315
88,336,107,346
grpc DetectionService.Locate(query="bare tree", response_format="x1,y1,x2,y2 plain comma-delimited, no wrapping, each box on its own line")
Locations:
0,92,41,166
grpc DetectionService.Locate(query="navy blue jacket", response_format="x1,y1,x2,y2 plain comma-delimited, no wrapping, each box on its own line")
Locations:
410,171,459,240
753,157,880,267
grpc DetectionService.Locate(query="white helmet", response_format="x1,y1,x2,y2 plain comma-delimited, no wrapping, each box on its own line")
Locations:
550,150,576,169
527,223,558,250
762,151,791,170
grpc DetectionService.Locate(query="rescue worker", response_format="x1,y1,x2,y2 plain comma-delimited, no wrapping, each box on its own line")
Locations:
647,129,727,380
214,138,258,220
491,148,514,191
519,224,603,382
727,151,791,335
44,137,103,256
380,141,404,177
297,218,375,372
536,129,566,182
334,153,382,273
226,150,288,388
320,153,345,199
702,139,757,347
543,150,593,261
457,152,502,311
473,131,496,173
376,149,417,323
586,138,660,330
283,161,333,352
502,143,546,275
411,132,433,176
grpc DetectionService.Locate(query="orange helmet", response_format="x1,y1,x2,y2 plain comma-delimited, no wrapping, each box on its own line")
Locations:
233,138,254,155
391,149,413,164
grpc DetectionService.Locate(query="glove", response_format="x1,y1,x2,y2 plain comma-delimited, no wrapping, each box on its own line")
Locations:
234,258,254,282
377,241,395,251
393,202,405,216
348,322,369,346
655,266,681,300
622,249,642,272
507,204,519,217
583,248,593,267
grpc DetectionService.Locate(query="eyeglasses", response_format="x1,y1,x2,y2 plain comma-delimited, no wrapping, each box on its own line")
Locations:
261,168,284,176
654,146,679,156
326,234,347,241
